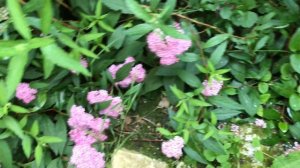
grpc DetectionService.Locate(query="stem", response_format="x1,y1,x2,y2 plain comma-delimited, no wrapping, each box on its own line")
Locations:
173,13,249,40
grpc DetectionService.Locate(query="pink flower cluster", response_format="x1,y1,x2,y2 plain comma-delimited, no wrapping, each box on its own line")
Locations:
254,119,266,128
108,57,146,88
161,136,185,159
68,105,110,145
70,145,105,168
68,105,108,168
201,79,223,96
16,83,37,104
147,24,192,65
87,90,123,118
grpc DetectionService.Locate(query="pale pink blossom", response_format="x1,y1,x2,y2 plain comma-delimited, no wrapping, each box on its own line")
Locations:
87,90,112,104
146,24,192,65
201,79,223,96
254,119,267,128
108,57,146,88
161,136,185,159
68,105,94,129
69,128,96,146
100,97,123,118
16,83,37,104
70,145,105,168
130,64,146,82
68,105,110,145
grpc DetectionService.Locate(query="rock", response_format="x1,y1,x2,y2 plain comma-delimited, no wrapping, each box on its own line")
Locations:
111,148,168,168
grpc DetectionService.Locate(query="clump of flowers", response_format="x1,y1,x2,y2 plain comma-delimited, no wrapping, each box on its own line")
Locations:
254,119,267,128
161,136,185,159
87,90,124,118
16,83,37,104
147,23,192,65
201,79,223,96
108,56,146,88
68,105,108,168
70,145,105,168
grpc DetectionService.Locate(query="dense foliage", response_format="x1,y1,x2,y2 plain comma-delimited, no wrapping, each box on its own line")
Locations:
1,0,300,167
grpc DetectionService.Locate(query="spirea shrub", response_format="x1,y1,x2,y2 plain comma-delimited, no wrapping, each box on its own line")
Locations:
1,0,300,168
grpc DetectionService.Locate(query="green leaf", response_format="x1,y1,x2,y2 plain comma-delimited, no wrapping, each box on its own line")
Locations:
156,127,172,136
79,33,105,42
38,136,63,143
0,80,8,105
179,53,200,62
289,122,300,140
258,82,269,94
210,41,228,65
10,104,30,113
184,146,208,164
22,135,32,158
39,0,52,34
40,43,90,76
254,151,264,162
0,140,13,168
262,108,281,120
43,58,55,79
189,99,211,107
254,36,269,51
208,95,244,110
3,116,24,139
126,24,153,40
290,54,300,73
35,145,43,167
178,70,201,88
203,34,230,49
30,120,39,137
158,0,176,21
6,0,32,39
170,85,186,99
150,0,160,10
115,62,134,82
108,26,126,49
159,24,189,39
197,134,226,154
238,87,260,116
6,52,28,100
271,151,300,168
278,122,289,133
211,108,241,120
289,94,300,111
103,0,132,14
125,0,152,21
234,11,258,28
58,34,97,58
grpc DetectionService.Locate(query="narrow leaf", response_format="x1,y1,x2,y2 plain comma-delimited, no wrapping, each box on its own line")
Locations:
40,44,90,76
6,0,32,39
6,52,28,100
39,0,52,34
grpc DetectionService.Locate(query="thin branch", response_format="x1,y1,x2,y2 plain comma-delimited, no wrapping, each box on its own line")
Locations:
173,13,248,40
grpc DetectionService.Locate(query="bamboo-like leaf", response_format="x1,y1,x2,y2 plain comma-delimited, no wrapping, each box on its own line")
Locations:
6,0,32,39
6,51,28,100
40,44,90,76
39,0,52,34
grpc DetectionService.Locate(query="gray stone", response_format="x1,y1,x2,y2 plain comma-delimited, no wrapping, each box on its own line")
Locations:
111,148,168,168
